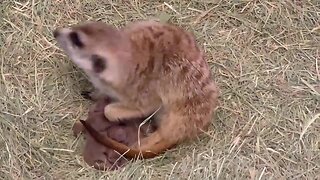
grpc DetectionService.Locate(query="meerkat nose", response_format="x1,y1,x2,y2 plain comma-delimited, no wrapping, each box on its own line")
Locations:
53,29,60,38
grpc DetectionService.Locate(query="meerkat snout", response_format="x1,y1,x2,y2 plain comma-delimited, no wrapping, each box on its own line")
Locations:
53,28,84,49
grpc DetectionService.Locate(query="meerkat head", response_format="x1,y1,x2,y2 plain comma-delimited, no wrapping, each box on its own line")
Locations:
53,21,132,85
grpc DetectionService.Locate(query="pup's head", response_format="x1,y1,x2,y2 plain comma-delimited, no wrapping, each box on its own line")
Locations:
53,21,132,85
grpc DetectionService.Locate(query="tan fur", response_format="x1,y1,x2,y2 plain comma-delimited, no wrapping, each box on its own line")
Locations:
54,20,219,159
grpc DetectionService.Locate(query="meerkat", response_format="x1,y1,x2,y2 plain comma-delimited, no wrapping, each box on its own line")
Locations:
53,20,219,159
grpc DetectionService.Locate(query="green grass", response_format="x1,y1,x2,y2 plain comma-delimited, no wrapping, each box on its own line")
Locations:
0,0,319,179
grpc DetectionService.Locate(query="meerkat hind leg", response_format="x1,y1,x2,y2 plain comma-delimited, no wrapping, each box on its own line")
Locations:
132,110,186,153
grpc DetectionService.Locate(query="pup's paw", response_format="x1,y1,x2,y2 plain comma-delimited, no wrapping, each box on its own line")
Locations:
72,121,84,137
81,91,93,100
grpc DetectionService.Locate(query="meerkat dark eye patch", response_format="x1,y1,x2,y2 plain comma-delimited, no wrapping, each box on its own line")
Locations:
92,55,106,73
69,32,84,48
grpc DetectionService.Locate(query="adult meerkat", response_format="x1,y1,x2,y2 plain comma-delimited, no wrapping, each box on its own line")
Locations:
53,20,219,159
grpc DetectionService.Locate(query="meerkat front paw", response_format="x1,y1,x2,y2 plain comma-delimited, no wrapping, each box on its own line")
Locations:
81,89,107,102
104,103,145,122
104,104,122,122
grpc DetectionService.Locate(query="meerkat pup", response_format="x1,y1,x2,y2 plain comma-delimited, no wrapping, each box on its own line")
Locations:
53,20,219,159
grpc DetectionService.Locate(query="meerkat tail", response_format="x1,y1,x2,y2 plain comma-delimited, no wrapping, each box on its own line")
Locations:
80,120,174,159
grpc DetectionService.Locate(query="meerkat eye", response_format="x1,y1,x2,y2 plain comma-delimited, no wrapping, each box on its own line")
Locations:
91,55,106,73
69,32,84,48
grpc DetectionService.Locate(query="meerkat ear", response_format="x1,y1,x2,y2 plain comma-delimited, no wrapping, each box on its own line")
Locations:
69,31,84,48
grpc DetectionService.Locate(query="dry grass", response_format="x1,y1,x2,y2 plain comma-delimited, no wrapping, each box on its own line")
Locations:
0,0,319,179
